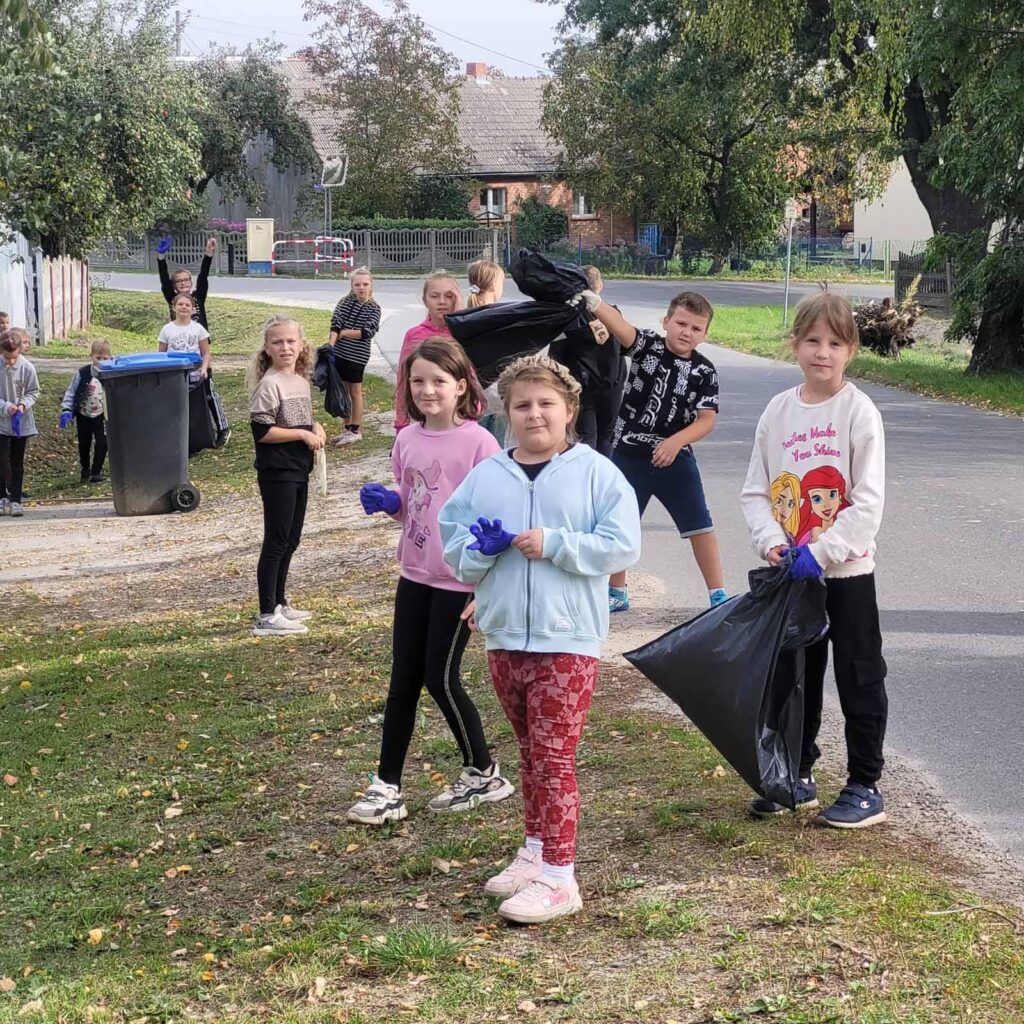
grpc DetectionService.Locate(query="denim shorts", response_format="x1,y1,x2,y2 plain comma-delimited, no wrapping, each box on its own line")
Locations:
612,445,714,537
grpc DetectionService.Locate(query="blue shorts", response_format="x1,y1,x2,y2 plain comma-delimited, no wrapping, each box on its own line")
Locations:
612,445,714,538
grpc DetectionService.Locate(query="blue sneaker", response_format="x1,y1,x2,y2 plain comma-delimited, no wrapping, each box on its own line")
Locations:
816,783,887,829
609,586,630,613
709,588,729,608
750,776,818,817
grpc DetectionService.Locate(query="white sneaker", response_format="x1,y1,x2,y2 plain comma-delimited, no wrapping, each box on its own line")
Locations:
346,776,408,825
252,605,309,636
497,876,582,925
334,430,362,446
484,846,543,899
280,604,313,621
428,763,514,814
10,501,23,518
0,498,8,515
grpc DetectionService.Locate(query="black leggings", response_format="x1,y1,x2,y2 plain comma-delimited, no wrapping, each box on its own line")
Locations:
377,576,493,787
0,435,28,502
576,383,622,457
257,478,308,614
76,415,107,475
798,573,888,787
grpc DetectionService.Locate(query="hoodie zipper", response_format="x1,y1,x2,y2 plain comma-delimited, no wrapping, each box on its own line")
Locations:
525,480,535,646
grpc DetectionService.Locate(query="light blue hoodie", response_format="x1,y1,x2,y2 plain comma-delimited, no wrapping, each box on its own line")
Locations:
439,445,641,657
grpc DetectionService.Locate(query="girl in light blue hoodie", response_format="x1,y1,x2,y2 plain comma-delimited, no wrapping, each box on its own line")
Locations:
440,354,641,926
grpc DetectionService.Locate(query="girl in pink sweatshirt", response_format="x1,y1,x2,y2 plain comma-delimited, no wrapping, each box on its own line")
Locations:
350,337,513,825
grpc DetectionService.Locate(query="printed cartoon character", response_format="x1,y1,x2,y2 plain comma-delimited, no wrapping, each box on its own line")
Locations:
770,471,802,540
403,460,442,544
796,465,851,545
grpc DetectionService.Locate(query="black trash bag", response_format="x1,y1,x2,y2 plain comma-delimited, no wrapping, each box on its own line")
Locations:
624,562,827,808
509,248,589,303
444,301,588,386
313,344,352,420
188,377,219,455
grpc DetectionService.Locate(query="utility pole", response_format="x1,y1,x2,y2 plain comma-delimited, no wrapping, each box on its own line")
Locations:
174,11,183,57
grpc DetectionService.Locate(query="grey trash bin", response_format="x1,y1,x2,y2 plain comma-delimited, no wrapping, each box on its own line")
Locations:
95,352,202,516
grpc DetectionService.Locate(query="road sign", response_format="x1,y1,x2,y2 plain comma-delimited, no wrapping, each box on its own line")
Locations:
785,198,799,224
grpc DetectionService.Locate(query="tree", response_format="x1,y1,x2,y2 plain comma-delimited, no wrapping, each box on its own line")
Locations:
407,174,478,221
544,1,805,271
302,0,468,218
187,46,318,206
1,0,203,256
512,194,567,250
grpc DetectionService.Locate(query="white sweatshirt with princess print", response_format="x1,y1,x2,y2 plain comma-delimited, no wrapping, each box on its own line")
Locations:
740,381,885,578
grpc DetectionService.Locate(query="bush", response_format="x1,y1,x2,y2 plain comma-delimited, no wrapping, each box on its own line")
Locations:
512,196,568,250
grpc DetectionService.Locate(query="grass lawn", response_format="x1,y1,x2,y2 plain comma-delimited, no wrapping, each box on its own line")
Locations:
26,367,394,503
711,306,1024,416
2,591,1023,1022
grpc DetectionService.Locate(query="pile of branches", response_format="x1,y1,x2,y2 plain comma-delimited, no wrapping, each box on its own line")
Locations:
853,296,925,358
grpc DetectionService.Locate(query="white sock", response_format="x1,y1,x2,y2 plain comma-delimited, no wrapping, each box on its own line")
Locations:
525,836,543,856
541,861,575,885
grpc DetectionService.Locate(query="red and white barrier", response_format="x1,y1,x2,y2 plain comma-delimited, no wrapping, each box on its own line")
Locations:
271,236,355,276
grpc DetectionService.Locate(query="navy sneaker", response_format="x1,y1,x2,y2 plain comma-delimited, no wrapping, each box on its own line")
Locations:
816,783,887,829
609,586,630,613
750,776,818,817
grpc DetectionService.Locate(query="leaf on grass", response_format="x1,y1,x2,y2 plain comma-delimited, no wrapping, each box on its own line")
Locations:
345,843,359,854
86,929,103,945
432,858,451,874
517,1000,537,1014
3,774,17,787
164,805,183,819
177,740,189,752
0,977,15,992
17,999,42,1016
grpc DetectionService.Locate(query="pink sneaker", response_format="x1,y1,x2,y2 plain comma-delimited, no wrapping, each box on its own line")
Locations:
483,847,542,899
497,876,582,924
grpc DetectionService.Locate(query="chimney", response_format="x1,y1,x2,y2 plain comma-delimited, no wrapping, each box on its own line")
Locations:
466,61,488,80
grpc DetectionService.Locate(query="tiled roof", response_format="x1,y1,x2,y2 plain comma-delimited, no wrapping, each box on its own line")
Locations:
456,75,558,176
277,58,340,164
278,60,558,175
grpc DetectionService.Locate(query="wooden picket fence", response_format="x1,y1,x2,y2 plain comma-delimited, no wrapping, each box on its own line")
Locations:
895,250,955,311
36,254,90,343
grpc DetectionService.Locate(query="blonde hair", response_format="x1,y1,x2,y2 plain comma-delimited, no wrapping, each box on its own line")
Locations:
248,314,312,392
583,265,602,292
171,269,192,288
466,259,505,308
348,266,379,307
171,292,194,314
791,293,859,350
770,472,802,538
90,339,112,360
496,354,582,442
421,269,461,305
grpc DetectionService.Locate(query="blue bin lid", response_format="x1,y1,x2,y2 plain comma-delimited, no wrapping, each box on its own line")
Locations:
95,352,202,377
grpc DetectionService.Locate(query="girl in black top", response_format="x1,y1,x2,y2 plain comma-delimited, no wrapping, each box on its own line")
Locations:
329,267,381,445
158,237,216,329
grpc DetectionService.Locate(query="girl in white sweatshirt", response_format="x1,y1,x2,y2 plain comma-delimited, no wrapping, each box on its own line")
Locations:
740,293,888,830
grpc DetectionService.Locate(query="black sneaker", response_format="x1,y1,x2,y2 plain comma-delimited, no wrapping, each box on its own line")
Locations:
80,470,90,484
750,776,818,817
816,783,887,829
89,473,106,484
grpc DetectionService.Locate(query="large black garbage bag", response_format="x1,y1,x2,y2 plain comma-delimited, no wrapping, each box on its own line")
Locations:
624,563,827,808
313,345,352,420
445,301,587,386
510,248,589,303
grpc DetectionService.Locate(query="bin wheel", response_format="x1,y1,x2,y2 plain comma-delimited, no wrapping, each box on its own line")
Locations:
171,483,201,513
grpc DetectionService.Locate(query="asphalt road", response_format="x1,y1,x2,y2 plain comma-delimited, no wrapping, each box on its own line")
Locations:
96,271,1024,866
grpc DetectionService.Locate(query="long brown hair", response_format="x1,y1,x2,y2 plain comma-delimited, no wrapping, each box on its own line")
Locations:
401,337,484,425
248,314,312,392
466,259,505,308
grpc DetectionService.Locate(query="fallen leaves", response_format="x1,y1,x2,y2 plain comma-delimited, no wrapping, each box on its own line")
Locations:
17,998,43,1016
0,977,15,993
86,929,104,945
3,774,17,787
163,804,183,820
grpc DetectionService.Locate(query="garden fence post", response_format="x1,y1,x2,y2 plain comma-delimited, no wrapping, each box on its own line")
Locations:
363,230,372,271
429,230,437,270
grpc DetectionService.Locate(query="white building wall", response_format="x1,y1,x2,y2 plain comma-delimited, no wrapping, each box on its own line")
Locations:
0,230,32,330
854,158,934,258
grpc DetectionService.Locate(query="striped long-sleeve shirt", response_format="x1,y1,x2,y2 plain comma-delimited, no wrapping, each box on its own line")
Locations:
330,294,382,366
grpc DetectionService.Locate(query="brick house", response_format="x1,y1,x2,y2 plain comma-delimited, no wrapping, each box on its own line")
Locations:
457,63,635,246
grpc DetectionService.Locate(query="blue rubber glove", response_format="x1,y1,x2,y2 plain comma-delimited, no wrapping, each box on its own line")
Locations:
788,544,824,580
59,411,73,430
467,517,515,557
156,235,173,255
359,482,401,516
10,410,22,437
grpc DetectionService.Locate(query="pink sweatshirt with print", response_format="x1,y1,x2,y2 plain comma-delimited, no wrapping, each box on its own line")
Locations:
391,420,501,591
394,318,452,431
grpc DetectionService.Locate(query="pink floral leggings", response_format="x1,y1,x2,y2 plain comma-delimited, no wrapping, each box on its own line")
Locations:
487,650,599,866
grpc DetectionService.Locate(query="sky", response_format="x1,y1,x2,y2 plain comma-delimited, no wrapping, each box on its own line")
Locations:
179,0,564,76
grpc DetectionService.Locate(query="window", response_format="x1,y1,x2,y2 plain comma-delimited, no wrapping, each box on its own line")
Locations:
479,187,508,219
572,192,596,217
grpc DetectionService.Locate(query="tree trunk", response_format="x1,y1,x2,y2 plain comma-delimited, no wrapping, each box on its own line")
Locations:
709,252,727,274
968,307,1024,374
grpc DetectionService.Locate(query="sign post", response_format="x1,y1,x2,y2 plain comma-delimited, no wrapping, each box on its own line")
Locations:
782,199,798,328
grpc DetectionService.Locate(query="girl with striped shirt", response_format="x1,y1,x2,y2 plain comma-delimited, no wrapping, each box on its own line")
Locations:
329,267,381,445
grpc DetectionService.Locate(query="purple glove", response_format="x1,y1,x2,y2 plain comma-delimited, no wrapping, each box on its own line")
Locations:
60,411,73,429
359,482,401,516
468,517,515,557
156,235,173,255
788,544,823,580
10,410,22,436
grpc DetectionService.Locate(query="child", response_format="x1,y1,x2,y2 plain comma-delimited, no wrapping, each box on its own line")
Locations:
248,315,326,637
0,312,9,332
740,292,888,829
394,271,463,433
17,329,31,356
549,266,625,457
466,259,505,308
159,293,211,386
578,288,726,612
60,340,111,484
329,267,381,446
0,331,39,518
439,355,641,924
349,337,512,825
158,237,215,329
